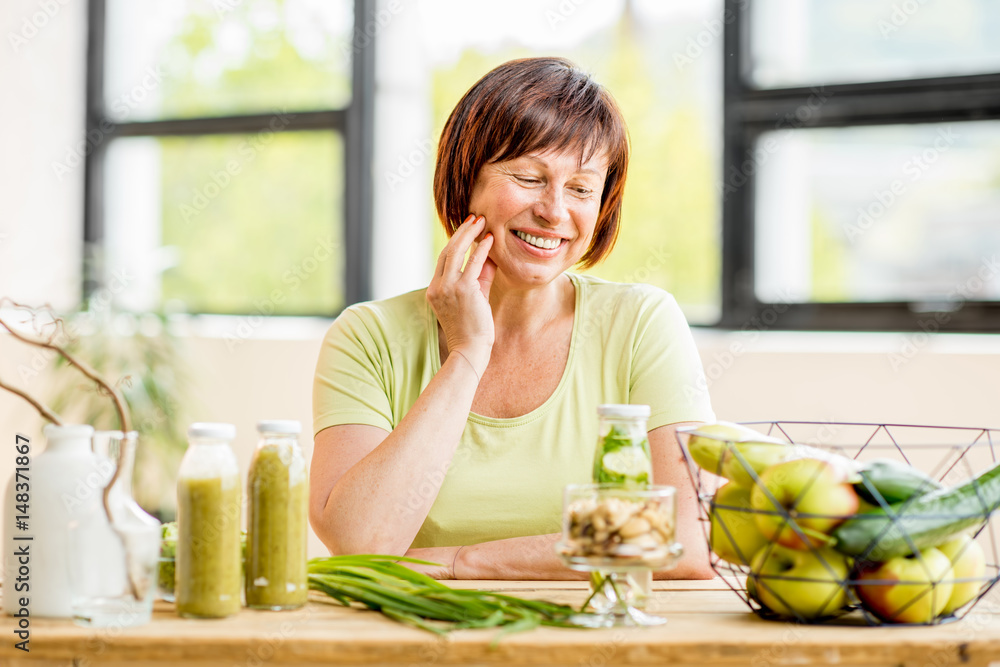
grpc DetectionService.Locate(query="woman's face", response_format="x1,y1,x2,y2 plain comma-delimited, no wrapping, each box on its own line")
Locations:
467,146,609,289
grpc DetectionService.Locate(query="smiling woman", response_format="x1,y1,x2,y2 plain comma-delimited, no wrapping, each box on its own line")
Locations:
310,57,715,580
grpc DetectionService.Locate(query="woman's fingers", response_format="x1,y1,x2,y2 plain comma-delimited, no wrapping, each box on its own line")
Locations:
462,232,494,286
439,215,485,277
434,214,475,276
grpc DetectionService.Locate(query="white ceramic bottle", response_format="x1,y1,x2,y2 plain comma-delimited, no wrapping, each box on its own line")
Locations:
2,424,114,617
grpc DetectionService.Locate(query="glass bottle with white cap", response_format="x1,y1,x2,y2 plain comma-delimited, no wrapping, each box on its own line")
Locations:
592,404,653,487
245,420,308,610
590,404,654,611
175,422,241,618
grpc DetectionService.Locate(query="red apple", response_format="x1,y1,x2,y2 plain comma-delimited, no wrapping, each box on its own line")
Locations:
710,483,769,565
750,544,850,620
751,458,860,550
855,547,955,623
937,535,987,615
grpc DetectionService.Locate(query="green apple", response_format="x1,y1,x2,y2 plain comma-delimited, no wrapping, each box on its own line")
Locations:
855,547,955,623
684,421,789,487
750,544,850,620
711,483,769,565
937,535,987,615
751,458,860,550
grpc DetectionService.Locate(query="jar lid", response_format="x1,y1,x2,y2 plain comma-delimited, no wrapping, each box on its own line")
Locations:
257,420,301,435
597,404,651,419
188,422,236,440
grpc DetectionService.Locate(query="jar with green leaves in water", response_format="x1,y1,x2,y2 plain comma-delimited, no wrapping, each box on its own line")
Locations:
592,404,653,487
589,404,654,610
245,420,309,610
176,423,242,619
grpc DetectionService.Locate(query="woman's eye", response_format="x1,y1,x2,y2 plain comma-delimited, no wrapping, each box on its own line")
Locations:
572,186,593,196
515,176,540,184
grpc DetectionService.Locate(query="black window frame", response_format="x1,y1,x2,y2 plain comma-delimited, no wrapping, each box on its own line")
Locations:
721,0,1000,332
83,0,375,314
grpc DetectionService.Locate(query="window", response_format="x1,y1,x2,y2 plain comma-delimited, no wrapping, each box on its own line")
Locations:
85,0,373,316
724,0,1000,331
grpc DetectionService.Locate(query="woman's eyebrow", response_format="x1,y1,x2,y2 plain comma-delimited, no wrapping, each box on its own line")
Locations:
520,154,605,176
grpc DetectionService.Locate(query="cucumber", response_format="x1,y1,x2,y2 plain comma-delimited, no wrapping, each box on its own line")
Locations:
854,459,943,505
832,460,1000,561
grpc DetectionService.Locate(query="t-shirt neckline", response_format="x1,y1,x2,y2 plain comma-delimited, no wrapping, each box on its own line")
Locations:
427,272,583,428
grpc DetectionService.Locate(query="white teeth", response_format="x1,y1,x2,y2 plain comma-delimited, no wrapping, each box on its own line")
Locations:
515,230,561,250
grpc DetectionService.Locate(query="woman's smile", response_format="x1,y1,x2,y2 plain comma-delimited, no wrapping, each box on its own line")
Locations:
511,229,566,254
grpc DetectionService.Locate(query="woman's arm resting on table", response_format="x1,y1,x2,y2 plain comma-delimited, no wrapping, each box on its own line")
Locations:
650,422,715,580
309,353,479,556
310,216,495,556
404,534,588,580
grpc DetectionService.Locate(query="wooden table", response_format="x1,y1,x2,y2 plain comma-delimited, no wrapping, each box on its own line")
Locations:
3,579,1000,667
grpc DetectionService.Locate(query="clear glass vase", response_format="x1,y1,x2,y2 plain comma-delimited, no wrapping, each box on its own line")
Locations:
557,483,683,627
67,431,161,627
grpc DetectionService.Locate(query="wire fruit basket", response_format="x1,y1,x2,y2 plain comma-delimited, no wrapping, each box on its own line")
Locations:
676,421,1000,626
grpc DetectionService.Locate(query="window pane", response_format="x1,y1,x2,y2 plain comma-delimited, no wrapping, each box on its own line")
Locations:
104,130,344,315
424,0,722,323
104,0,352,121
755,122,1000,305
750,0,1000,87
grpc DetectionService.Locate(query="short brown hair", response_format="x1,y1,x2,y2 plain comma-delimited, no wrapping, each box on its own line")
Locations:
433,57,629,268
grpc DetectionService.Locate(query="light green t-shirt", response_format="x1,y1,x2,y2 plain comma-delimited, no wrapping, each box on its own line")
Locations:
313,273,714,548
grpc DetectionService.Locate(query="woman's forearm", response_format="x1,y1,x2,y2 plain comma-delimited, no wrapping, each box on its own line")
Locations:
407,534,588,580
315,352,482,555
405,533,715,581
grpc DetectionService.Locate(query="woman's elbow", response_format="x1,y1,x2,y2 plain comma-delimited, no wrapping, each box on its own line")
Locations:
686,562,717,580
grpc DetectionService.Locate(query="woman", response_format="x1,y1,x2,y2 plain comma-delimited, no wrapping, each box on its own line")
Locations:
310,57,715,579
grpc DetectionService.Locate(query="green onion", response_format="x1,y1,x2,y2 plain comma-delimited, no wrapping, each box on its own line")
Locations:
307,555,594,645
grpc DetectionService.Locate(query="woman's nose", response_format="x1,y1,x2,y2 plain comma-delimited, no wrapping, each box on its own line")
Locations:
532,185,570,227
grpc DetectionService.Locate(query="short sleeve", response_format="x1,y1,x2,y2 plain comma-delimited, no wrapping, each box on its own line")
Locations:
629,291,715,431
312,307,394,436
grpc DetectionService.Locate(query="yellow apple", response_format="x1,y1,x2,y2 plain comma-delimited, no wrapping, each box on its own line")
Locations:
710,483,769,565
855,547,954,623
684,422,789,487
937,535,987,615
751,458,859,550
750,544,850,620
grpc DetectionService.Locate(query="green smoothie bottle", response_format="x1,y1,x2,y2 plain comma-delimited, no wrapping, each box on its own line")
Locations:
245,420,308,610
176,423,242,619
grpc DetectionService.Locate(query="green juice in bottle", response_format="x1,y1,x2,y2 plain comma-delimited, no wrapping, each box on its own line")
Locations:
176,422,242,619
245,420,308,610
